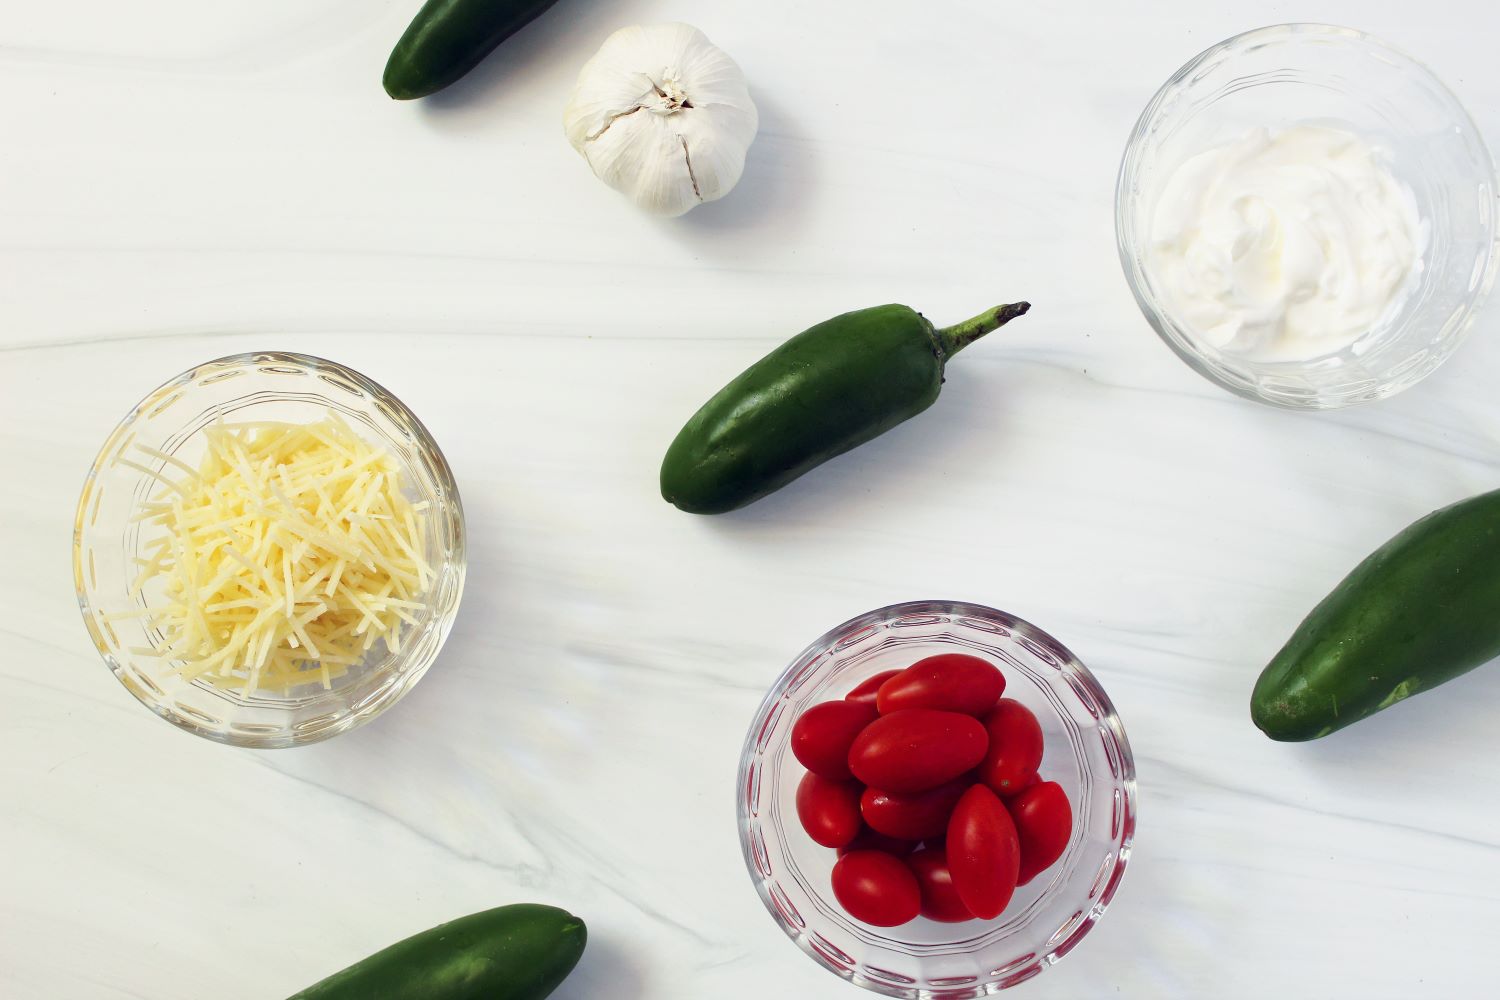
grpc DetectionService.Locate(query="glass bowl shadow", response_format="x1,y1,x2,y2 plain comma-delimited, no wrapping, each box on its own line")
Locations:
73,352,466,748
1115,23,1498,409
737,601,1136,997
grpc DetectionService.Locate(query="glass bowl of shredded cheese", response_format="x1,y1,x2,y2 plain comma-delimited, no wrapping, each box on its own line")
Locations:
74,352,466,747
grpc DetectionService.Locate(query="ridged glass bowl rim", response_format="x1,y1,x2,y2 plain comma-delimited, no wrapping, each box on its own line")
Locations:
72,351,466,748
736,600,1137,996
1113,22,1500,410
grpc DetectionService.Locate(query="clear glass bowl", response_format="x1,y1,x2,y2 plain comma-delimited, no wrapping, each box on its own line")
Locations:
73,352,466,748
1116,23,1498,409
737,601,1136,996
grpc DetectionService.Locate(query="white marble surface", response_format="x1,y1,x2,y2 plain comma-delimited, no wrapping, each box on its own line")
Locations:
4,1,1500,997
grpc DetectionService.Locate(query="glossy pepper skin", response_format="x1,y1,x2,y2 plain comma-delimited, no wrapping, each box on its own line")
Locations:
660,301,1030,514
288,904,585,1000
1251,488,1500,741
383,0,562,100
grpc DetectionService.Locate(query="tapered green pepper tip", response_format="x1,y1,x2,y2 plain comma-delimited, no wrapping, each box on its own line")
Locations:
383,62,426,100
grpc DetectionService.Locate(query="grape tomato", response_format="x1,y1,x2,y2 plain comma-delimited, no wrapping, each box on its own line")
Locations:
830,850,921,927
848,709,988,793
875,653,1005,716
791,699,877,781
1009,780,1073,886
860,779,968,841
978,699,1044,795
795,772,862,849
946,784,1021,920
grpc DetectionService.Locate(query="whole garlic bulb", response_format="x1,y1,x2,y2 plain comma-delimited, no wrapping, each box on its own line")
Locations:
564,24,759,217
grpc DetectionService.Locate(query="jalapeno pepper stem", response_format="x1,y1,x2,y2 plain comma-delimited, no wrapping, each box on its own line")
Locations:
935,302,1031,357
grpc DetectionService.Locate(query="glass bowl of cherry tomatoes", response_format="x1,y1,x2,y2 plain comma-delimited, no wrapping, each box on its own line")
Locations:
736,600,1136,996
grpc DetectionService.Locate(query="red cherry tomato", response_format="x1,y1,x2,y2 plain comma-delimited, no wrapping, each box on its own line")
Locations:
849,709,988,794
791,700,877,781
860,778,968,841
946,784,1021,920
1001,771,1041,801
978,699,1044,796
830,850,921,927
905,847,974,923
845,669,902,707
1009,781,1073,886
838,829,918,858
795,772,863,849
876,653,1005,716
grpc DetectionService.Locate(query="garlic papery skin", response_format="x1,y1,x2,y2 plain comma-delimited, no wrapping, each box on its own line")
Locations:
564,23,759,217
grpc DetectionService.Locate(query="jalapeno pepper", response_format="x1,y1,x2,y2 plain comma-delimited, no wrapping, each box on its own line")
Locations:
660,300,1030,514
383,0,562,100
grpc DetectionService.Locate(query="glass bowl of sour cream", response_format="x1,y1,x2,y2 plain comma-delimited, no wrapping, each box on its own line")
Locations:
1116,23,1498,409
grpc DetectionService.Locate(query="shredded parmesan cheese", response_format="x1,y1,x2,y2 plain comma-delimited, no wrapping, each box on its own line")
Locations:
115,413,431,695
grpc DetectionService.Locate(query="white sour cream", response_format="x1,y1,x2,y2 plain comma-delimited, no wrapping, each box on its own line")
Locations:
1147,124,1424,362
